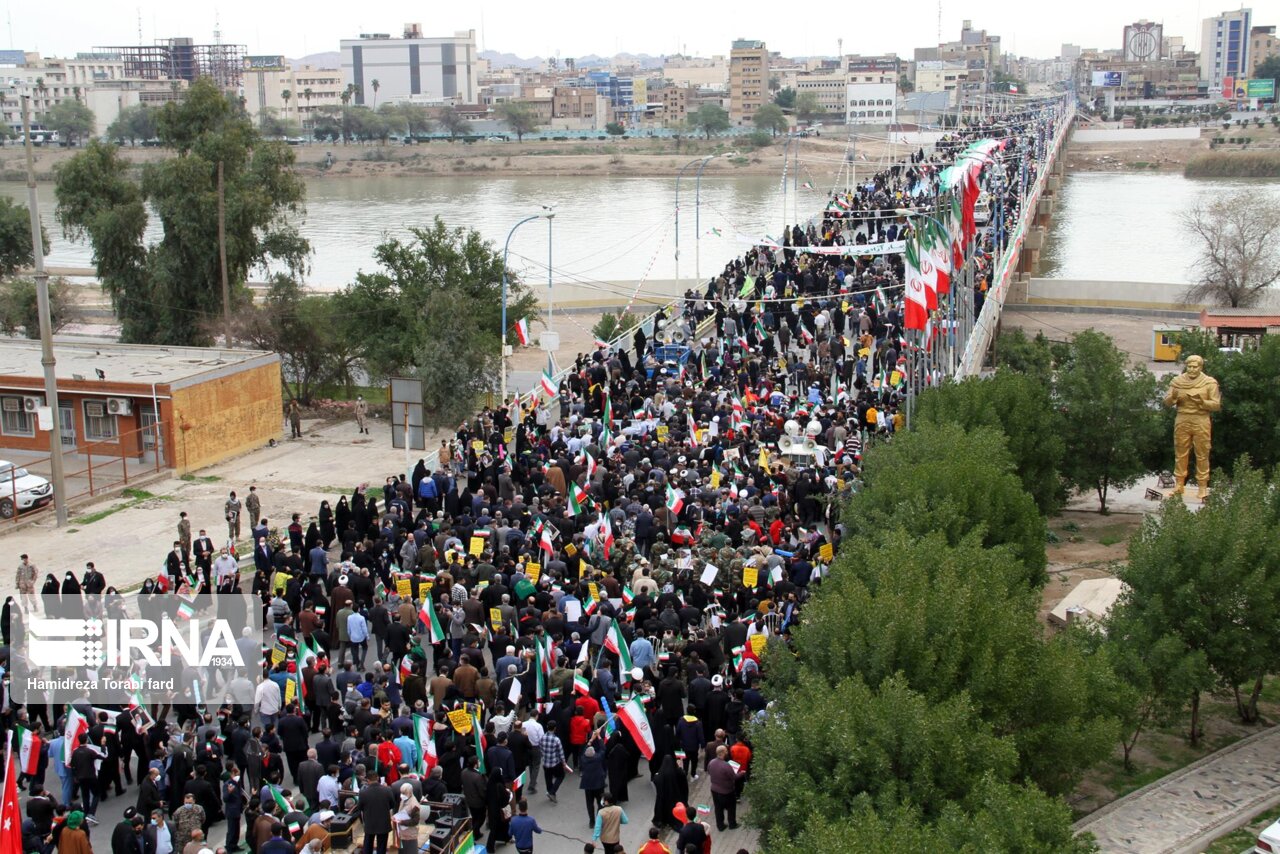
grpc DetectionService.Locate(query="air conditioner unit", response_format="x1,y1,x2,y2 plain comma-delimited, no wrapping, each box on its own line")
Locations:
22,395,44,412
106,397,133,416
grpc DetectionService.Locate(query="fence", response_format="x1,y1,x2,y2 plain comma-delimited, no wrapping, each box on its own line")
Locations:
1,421,168,524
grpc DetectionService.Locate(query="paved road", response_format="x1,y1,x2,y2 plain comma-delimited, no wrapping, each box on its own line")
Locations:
1074,726,1280,853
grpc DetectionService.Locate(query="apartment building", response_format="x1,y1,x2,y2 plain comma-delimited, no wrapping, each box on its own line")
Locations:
729,39,768,126
341,25,478,106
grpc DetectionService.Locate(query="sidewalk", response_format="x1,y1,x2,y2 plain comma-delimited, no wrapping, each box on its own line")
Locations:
0,415,451,599
1074,726,1280,853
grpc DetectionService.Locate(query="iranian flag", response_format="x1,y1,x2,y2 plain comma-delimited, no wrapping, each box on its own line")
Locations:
584,450,597,479
665,483,684,516
540,371,557,397
0,735,20,854
420,599,446,645
15,726,41,776
616,697,656,760
509,769,528,792
514,318,530,346
903,239,929,331
62,707,89,766
413,714,437,774
603,619,633,675
270,784,292,814
598,512,614,560
573,673,591,695
926,222,952,296
538,521,555,554
568,483,590,515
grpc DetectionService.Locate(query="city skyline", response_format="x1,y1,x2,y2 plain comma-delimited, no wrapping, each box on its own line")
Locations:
6,0,1226,65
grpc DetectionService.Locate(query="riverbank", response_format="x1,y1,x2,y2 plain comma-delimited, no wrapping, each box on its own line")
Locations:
0,134,868,180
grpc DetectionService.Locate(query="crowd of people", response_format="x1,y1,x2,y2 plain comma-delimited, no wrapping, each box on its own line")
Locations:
1,101,1065,854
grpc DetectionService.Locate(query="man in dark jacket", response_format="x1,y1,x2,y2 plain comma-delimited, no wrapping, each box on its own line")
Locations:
110,810,146,854
353,772,398,854
460,757,487,839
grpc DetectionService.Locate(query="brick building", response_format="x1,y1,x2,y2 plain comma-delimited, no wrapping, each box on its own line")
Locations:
0,340,281,473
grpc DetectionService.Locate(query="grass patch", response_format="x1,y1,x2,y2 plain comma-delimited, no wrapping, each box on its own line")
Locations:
70,487,171,525
179,474,222,483
1185,151,1280,178
1099,534,1124,546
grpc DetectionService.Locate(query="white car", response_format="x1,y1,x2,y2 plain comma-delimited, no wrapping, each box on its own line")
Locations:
0,460,53,519
1255,818,1280,853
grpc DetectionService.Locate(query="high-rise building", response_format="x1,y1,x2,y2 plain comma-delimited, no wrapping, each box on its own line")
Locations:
340,25,477,106
729,39,768,126
1252,25,1278,75
1200,8,1252,89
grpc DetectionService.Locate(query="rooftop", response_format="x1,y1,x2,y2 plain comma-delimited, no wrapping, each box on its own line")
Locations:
0,337,276,389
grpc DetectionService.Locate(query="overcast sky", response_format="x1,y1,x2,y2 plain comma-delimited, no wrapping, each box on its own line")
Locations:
7,0,1235,62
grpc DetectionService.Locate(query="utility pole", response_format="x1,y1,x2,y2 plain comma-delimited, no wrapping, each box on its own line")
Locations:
217,160,231,345
21,95,66,526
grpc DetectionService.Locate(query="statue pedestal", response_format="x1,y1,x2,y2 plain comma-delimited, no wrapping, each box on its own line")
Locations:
1160,488,1210,505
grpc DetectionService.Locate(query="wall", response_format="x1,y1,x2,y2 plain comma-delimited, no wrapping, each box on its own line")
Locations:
169,360,282,473
1026,278,1204,311
1070,127,1201,142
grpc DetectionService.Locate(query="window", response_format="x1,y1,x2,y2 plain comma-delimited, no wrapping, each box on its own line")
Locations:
0,397,33,437
83,400,117,441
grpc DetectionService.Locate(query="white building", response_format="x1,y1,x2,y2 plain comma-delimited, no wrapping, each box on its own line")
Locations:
241,57,342,129
846,81,897,125
914,60,971,93
340,25,478,106
1200,8,1252,90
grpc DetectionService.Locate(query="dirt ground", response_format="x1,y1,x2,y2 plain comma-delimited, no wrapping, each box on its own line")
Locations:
1063,136,1210,172
1002,308,1185,374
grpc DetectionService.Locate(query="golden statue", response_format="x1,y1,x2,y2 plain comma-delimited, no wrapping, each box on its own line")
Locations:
1162,355,1222,500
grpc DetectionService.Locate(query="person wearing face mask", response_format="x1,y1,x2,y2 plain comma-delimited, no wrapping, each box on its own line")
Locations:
392,785,420,854
222,763,247,853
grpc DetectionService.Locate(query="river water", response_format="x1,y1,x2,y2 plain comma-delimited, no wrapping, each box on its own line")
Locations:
6,171,1279,290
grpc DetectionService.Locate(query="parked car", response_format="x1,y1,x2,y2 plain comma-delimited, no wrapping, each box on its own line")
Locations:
1256,819,1280,852
0,460,53,519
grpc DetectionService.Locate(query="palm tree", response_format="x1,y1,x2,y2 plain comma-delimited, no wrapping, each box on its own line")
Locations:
282,89,292,121
371,79,380,109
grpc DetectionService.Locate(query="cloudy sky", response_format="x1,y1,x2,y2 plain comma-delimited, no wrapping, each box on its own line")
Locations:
8,0,1230,61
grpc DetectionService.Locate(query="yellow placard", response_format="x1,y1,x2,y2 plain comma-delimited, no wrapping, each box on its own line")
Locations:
749,634,767,657
526,563,541,583
490,608,504,631
418,576,435,591
503,427,514,444
743,565,758,588
271,644,286,665
396,578,412,598
819,543,834,563
588,582,600,602
759,447,770,470
469,536,485,556
890,370,902,386
710,469,722,488
471,440,484,452
284,678,296,704
656,425,669,441
564,543,576,557
447,709,473,735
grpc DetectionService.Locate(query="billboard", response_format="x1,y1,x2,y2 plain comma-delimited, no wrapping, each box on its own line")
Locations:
245,54,286,70
0,49,26,66
1223,76,1235,98
1246,78,1276,99
1091,71,1123,87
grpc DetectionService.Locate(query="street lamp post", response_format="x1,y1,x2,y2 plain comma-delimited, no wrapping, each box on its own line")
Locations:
500,212,553,404
674,155,710,289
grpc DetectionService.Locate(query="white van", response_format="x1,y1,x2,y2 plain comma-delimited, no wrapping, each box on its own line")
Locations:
0,460,53,518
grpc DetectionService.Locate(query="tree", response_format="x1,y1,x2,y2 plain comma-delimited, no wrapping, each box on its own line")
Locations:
1056,330,1162,512
43,99,95,145
690,104,729,139
0,277,77,337
898,74,915,94
0,197,47,277
795,91,825,123
604,121,625,136
1113,463,1280,743
915,369,1066,513
1253,55,1280,86
332,218,539,427
1181,189,1280,307
231,275,357,403
773,87,796,110
591,311,639,343
495,102,539,142
752,102,789,137
370,79,380,109
438,106,471,139
54,78,309,345
257,108,302,139
281,89,291,120
842,422,1047,586
993,327,1065,385
105,104,156,146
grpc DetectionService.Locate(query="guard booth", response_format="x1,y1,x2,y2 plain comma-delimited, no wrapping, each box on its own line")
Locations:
1152,326,1184,362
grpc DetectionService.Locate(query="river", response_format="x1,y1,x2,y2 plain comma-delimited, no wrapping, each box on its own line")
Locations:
6,171,1279,291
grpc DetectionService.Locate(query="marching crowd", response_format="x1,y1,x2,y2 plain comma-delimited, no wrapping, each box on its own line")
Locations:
2,103,1064,854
